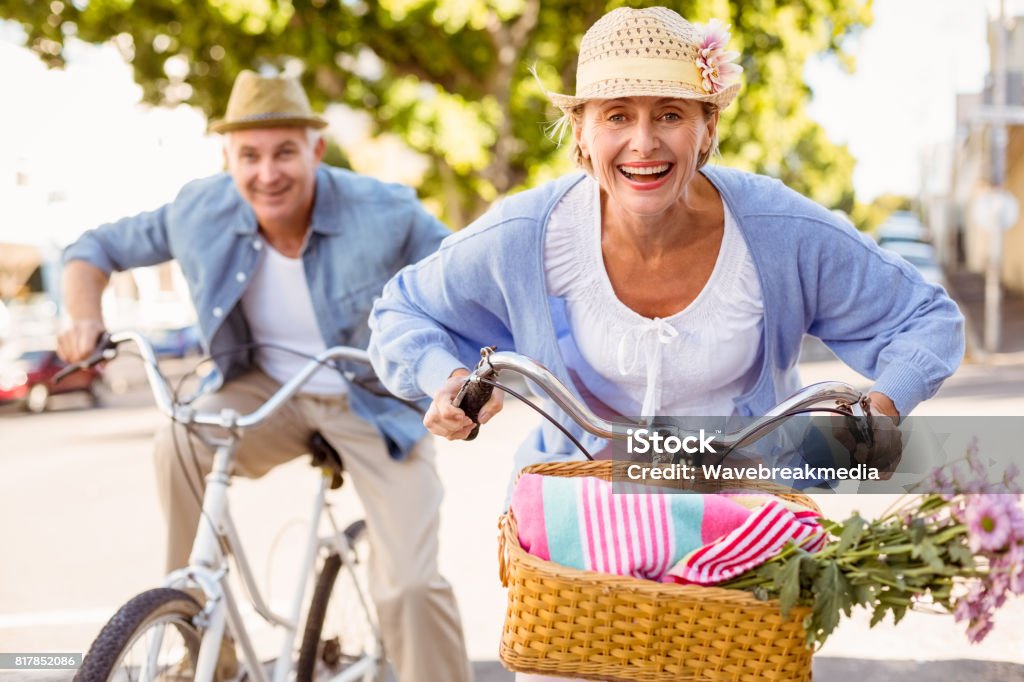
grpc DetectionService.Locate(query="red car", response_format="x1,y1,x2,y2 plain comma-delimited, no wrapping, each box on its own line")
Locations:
0,349,102,413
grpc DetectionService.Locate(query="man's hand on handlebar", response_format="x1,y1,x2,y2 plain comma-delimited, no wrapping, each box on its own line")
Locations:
57,319,107,364
424,369,505,441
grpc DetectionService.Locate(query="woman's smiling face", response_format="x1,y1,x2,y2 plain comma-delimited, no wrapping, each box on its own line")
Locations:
575,97,718,220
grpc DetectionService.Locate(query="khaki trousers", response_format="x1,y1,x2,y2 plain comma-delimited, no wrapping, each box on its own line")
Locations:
153,369,472,682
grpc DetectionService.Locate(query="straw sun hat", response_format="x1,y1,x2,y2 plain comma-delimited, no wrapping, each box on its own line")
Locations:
208,70,328,134
545,6,742,112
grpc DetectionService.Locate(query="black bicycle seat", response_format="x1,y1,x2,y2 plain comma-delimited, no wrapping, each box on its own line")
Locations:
309,432,345,490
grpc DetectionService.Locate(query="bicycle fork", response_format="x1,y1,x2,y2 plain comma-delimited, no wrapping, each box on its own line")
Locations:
161,437,250,681
160,432,342,681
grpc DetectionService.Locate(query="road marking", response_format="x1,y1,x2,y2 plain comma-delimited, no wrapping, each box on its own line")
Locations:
0,609,114,628
0,600,289,629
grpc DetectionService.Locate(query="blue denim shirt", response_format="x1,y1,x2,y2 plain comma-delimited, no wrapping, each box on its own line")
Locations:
64,165,449,458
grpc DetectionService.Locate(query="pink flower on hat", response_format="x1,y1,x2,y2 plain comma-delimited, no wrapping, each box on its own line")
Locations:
696,19,743,94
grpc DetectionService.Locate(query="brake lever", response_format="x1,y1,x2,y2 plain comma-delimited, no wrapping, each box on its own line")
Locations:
838,395,875,449
54,331,117,384
452,346,497,441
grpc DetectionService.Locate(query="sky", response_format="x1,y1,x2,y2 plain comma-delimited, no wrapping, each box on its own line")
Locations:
0,25,222,247
803,0,994,201
0,1,1014,247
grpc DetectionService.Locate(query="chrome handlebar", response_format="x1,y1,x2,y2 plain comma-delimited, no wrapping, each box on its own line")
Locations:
459,348,870,453
67,330,372,430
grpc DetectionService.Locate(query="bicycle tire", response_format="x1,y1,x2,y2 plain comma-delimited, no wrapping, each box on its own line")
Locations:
75,587,203,682
297,519,384,682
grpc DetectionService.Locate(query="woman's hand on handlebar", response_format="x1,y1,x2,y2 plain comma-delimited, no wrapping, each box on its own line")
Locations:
57,319,106,364
424,369,505,440
834,391,902,479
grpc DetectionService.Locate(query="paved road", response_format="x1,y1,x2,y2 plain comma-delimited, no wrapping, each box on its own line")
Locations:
1,349,1022,680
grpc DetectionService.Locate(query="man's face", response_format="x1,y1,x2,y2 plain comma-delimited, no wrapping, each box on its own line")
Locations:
224,127,325,229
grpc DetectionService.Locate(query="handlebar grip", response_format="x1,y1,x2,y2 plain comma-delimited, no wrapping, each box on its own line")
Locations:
457,378,493,441
54,331,116,384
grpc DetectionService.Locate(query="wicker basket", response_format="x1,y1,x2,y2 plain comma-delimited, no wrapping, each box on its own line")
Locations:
498,460,818,681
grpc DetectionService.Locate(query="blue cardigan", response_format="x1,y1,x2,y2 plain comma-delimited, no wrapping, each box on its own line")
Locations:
369,167,964,465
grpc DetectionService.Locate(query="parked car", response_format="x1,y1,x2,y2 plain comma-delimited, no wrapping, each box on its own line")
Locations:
876,211,929,247
147,325,203,359
0,349,102,413
882,241,944,286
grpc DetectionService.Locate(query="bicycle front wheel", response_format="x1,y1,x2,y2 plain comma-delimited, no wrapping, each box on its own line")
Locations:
75,588,203,682
297,519,384,682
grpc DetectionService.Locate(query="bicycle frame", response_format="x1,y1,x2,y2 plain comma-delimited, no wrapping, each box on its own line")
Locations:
163,440,379,682
87,331,383,682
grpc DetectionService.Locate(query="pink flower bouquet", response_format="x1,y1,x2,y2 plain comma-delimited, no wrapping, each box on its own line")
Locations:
721,442,1024,648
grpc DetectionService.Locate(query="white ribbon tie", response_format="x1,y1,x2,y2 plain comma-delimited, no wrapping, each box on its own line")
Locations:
617,317,679,419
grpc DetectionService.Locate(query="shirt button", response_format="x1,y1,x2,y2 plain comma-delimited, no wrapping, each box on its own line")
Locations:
213,307,223,318
252,240,262,250
236,272,246,283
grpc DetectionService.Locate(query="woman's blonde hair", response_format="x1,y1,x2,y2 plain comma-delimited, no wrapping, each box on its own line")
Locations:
550,101,720,172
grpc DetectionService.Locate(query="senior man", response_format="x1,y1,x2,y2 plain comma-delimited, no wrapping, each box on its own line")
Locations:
58,70,470,681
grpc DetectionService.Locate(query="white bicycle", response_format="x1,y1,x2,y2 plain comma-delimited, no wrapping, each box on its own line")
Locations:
63,331,385,682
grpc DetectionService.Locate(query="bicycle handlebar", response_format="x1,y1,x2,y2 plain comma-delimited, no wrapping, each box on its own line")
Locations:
58,330,372,430
454,347,871,455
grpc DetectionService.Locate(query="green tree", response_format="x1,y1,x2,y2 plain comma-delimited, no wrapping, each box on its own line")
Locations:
1,0,871,226
850,192,914,234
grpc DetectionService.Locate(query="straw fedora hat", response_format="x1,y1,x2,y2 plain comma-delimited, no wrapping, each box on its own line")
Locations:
208,70,328,134
546,6,741,111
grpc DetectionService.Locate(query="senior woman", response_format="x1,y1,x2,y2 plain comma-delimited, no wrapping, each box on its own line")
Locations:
369,8,962,478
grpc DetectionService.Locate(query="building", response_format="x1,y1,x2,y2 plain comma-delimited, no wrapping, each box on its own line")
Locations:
0,160,196,345
949,13,1024,294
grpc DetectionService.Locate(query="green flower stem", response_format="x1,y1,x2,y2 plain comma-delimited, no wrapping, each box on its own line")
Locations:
844,574,905,590
878,493,946,521
722,576,768,590
894,566,960,578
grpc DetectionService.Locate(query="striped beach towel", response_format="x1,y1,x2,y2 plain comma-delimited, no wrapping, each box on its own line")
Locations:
511,473,824,584
666,499,827,585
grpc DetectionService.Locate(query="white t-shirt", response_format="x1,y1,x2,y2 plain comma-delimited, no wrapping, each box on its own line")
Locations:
544,177,764,417
240,238,348,395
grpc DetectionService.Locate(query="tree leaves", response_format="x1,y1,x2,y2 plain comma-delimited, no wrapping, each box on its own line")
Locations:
0,0,872,225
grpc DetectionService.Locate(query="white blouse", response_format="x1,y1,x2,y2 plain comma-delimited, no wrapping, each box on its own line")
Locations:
544,177,764,418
